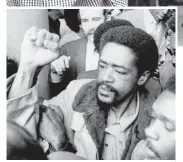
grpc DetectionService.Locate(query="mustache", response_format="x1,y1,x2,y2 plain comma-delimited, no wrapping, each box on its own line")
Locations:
97,81,118,94
87,29,95,36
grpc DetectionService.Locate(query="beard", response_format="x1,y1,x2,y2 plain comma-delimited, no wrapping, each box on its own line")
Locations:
96,81,118,105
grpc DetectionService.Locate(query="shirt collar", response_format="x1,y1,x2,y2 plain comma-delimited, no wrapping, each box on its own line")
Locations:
107,91,140,132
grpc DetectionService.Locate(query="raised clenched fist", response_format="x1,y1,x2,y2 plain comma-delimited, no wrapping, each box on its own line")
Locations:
20,26,60,69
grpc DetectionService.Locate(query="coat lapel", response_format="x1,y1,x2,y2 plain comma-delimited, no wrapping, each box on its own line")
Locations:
72,80,109,157
75,38,87,74
72,81,154,160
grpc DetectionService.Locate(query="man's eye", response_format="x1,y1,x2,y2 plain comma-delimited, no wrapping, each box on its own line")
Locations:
115,70,126,75
81,19,87,23
93,18,101,21
99,64,105,68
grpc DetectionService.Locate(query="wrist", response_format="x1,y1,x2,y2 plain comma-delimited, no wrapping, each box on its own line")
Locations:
19,62,37,74
17,63,37,88
49,71,64,83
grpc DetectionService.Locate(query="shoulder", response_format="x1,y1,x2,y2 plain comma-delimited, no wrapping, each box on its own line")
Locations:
77,70,98,80
66,79,95,98
61,38,87,49
59,38,87,57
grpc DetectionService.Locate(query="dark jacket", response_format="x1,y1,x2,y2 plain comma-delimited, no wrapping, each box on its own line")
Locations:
72,80,155,159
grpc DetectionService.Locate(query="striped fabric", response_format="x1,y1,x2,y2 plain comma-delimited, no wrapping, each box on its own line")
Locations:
6,0,76,6
111,0,127,6
7,0,128,6
74,0,128,6
74,0,101,6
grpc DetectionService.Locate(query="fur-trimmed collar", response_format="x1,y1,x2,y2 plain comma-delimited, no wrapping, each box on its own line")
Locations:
72,80,154,159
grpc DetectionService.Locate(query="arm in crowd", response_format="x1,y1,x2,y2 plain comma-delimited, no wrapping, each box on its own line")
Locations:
7,26,75,152
49,46,73,96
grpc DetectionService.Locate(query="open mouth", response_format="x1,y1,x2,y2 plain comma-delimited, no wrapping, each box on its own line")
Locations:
99,85,113,97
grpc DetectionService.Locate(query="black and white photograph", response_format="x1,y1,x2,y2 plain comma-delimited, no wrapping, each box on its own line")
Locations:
6,8,176,160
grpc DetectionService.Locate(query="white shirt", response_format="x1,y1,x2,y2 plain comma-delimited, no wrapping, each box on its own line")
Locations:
85,41,99,71
102,92,140,160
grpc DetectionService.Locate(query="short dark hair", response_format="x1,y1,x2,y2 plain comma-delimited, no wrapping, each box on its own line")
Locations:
100,26,159,74
94,19,134,52
64,9,81,33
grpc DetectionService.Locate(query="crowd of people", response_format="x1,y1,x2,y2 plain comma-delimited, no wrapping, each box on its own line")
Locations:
7,9,176,160
7,0,183,7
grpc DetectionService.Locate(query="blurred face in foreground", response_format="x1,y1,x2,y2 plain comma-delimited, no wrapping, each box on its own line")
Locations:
144,90,175,160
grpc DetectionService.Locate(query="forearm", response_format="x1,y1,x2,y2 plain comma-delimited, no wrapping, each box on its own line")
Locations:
8,63,37,99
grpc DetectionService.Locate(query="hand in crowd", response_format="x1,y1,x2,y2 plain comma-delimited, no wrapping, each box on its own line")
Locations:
20,26,60,70
51,55,71,75
39,104,67,151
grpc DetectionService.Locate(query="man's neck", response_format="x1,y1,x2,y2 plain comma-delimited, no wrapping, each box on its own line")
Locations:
77,28,85,39
112,90,138,120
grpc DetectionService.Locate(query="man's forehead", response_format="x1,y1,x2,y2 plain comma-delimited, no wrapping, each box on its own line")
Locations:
153,90,175,121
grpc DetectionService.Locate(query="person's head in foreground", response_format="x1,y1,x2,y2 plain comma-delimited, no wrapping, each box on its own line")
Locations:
78,9,107,41
7,120,47,160
96,26,158,106
132,77,175,160
7,120,86,160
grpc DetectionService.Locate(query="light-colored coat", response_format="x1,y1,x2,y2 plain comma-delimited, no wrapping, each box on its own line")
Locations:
7,75,99,159
7,75,155,159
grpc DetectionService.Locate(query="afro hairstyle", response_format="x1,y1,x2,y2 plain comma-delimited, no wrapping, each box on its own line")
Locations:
94,19,134,52
99,26,159,75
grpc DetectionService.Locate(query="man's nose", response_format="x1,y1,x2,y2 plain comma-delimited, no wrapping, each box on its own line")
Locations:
88,21,95,31
102,67,114,83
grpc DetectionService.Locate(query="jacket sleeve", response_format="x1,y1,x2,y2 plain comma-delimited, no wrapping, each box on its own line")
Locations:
7,74,41,141
7,74,92,149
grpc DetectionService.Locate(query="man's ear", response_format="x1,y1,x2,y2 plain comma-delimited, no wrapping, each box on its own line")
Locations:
137,71,151,86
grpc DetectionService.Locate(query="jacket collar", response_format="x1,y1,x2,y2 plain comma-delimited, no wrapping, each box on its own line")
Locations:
72,80,153,159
